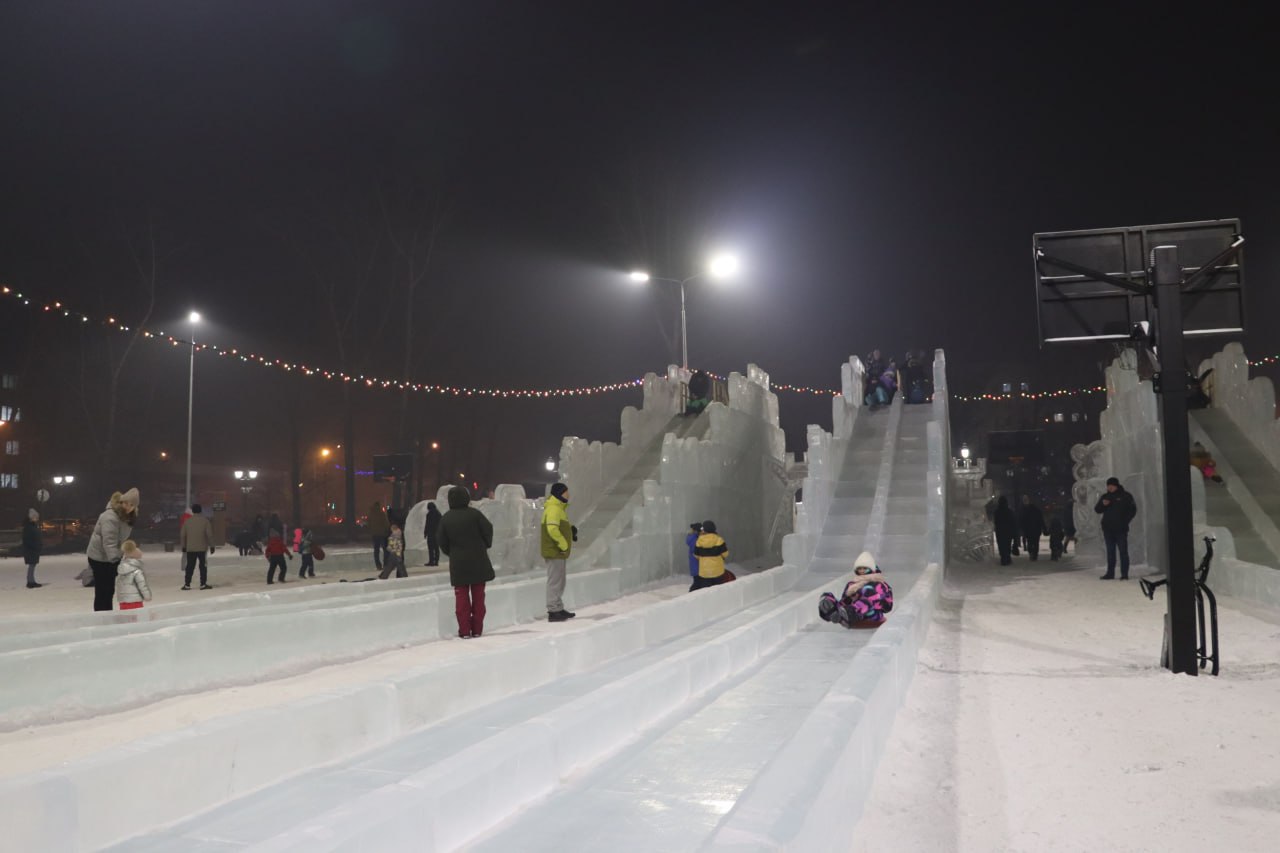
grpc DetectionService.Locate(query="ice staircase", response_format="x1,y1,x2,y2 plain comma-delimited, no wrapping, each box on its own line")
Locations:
571,411,710,569
100,400,940,853
1190,408,1280,569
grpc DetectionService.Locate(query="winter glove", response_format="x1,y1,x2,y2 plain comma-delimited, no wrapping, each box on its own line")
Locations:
571,525,578,542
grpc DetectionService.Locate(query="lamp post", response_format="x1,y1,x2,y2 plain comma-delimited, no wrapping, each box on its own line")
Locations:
545,457,556,473
234,469,258,526
960,443,971,469
185,311,201,512
629,252,740,370
51,475,76,540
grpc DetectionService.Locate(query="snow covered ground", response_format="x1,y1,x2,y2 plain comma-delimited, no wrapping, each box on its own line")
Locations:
0,546,400,620
853,557,1280,853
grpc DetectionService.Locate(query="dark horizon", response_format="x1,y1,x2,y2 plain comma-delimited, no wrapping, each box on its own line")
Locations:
3,2,1277,508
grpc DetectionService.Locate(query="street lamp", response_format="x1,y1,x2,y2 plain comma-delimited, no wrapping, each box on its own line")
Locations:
628,251,741,369
185,311,201,512
960,443,971,460
234,469,258,523
545,457,556,472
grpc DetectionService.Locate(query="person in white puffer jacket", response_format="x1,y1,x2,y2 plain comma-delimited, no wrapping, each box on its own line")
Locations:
115,540,152,611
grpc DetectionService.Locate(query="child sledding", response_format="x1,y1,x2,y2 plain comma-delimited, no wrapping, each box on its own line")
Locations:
818,550,894,629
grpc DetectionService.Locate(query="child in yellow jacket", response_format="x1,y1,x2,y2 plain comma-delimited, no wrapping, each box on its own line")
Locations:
691,520,731,591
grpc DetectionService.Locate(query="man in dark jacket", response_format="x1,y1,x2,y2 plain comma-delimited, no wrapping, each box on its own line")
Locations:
22,508,43,589
1019,495,1046,561
437,487,496,638
992,496,1017,565
367,501,391,572
423,502,442,566
1095,477,1138,580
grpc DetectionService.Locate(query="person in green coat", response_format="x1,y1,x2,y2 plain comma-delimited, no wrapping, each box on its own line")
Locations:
437,486,496,638
541,482,577,622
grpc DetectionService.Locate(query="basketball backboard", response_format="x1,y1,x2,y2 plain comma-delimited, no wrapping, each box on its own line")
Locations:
1033,219,1243,346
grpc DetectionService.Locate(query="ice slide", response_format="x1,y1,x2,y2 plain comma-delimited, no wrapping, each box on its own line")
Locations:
100,364,948,852
0,365,807,850
1189,408,1280,569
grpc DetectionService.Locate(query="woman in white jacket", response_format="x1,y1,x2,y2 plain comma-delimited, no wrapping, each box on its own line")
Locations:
86,488,139,612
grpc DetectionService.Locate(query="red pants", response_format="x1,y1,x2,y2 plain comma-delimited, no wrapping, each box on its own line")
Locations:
454,583,486,637
119,601,143,610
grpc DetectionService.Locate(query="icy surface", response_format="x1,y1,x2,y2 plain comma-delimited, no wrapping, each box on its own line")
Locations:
853,561,1280,853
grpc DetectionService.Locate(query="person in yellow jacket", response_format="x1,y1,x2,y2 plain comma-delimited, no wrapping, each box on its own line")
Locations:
691,520,731,591
541,482,577,621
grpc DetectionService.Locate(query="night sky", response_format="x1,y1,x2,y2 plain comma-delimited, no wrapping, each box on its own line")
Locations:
2,2,1277,492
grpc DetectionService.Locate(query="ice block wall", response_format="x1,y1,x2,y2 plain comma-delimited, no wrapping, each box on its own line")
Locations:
1202,342,1280,468
608,364,793,578
556,370,682,517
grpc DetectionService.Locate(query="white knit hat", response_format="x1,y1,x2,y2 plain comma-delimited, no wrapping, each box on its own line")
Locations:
120,487,140,506
854,550,881,575
28,508,39,522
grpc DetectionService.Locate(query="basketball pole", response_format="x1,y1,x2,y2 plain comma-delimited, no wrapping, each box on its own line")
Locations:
1150,245,1198,675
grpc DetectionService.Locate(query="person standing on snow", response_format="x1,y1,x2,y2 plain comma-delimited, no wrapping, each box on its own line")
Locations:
1095,477,1137,580
367,501,391,573
992,495,1018,566
423,501,442,566
86,488,140,611
179,503,216,590
541,483,576,622
1019,495,1046,561
22,508,43,589
437,486,496,638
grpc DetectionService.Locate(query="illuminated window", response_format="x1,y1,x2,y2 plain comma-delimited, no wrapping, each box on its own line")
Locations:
0,473,18,489
1020,382,1030,392
1053,413,1064,423
0,405,17,422
1001,382,1012,393
0,375,15,390
1071,412,1080,423
4,441,17,455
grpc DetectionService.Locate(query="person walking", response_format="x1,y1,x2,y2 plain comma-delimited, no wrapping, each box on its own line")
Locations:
379,523,408,579
86,488,139,611
437,486,496,638
367,501,391,573
264,531,292,584
423,501,442,566
298,527,316,578
1095,477,1138,580
541,483,576,622
992,496,1017,566
1019,495,1046,561
22,508,43,589
179,503,215,590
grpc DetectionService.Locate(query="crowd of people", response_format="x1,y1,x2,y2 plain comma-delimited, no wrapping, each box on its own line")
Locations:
863,349,933,409
990,494,1075,565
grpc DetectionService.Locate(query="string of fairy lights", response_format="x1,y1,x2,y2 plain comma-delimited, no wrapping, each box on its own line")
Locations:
4,284,1276,402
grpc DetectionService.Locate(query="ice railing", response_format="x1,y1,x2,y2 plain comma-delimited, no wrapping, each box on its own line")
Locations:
784,354,882,570
1201,341,1280,473
1068,348,1222,568
608,363,792,580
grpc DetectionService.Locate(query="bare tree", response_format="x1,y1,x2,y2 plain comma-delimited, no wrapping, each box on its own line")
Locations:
76,222,165,482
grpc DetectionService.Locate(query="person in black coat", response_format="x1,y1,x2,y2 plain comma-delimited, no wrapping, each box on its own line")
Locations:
1095,477,1138,580
437,487,496,638
22,508,43,589
1019,495,1046,561
423,502,442,566
992,496,1018,566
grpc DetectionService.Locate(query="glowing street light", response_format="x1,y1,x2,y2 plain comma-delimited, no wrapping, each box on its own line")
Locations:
320,447,331,458
545,457,556,472
960,443,971,460
627,251,743,369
